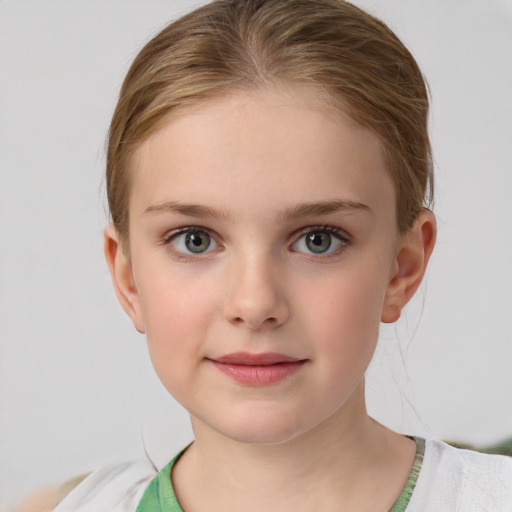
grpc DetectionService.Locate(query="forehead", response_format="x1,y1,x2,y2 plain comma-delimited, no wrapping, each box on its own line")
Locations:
129,88,395,221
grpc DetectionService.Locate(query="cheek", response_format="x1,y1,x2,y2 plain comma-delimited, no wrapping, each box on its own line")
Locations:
135,266,219,383
298,257,390,359
138,258,217,330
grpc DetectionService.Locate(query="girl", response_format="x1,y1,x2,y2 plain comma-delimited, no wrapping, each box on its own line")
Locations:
26,0,512,510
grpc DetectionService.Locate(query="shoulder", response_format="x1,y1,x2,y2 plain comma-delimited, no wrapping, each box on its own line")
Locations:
52,459,157,512
408,438,512,512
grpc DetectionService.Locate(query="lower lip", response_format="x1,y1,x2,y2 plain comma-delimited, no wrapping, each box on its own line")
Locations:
210,361,306,385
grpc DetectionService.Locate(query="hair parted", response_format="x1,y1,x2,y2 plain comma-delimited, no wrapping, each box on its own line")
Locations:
106,0,433,244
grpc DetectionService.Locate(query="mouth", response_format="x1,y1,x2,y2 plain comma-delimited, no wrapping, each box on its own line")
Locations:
207,352,308,386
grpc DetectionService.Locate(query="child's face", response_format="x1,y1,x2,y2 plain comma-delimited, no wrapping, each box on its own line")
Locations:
121,88,404,444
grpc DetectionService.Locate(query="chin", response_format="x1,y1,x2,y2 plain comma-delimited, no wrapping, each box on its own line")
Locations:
221,426,301,446
211,408,308,446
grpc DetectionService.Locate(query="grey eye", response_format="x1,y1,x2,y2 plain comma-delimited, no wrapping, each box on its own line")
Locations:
305,232,331,253
292,228,348,255
185,231,211,253
169,229,218,254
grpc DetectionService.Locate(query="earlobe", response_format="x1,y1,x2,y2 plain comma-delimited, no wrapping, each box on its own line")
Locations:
381,209,437,324
381,303,402,324
103,225,145,333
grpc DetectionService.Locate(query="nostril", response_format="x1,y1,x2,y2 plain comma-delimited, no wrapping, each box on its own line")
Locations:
238,316,280,330
223,283,290,330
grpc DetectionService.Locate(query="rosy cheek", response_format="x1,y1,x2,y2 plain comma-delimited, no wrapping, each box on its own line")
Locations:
142,276,215,346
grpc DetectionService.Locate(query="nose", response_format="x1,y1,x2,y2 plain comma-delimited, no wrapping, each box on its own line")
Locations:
222,253,290,331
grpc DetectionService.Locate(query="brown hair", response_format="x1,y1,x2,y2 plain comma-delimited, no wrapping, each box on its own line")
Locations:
106,0,433,245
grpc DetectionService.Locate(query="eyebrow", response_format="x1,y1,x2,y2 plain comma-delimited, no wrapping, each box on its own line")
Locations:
276,199,372,221
143,199,371,221
143,201,232,220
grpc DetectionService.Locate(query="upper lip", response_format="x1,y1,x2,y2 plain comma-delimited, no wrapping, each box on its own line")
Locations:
210,352,304,366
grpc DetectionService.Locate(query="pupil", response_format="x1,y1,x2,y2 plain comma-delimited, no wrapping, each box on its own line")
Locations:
306,233,331,253
186,232,210,253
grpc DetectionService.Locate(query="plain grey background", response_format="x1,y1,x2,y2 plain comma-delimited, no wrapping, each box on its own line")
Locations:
1,0,511,508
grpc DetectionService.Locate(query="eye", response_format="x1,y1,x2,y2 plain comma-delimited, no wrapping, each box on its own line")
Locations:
292,226,349,255
165,227,219,255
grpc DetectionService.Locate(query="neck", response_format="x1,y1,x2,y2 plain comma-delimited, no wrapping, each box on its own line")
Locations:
172,382,417,512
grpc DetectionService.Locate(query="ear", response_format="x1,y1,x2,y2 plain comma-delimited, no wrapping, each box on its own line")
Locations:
103,225,145,333
381,209,437,323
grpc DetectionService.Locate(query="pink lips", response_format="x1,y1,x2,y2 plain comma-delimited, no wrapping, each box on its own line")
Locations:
209,352,307,385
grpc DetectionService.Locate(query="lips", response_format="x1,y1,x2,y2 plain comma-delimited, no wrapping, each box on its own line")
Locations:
208,352,307,385
213,352,302,365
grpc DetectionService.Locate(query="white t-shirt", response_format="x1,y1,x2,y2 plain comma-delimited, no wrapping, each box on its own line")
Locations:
407,439,512,511
53,438,512,512
52,459,154,512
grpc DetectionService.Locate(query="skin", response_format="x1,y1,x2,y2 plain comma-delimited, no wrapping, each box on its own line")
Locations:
105,87,436,511
11,487,59,512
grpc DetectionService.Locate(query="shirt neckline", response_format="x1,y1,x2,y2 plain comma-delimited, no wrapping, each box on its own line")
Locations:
137,435,426,512
388,436,425,512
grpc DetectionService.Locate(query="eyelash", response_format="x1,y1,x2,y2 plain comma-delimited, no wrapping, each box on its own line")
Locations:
162,226,219,262
162,224,350,261
292,225,350,258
